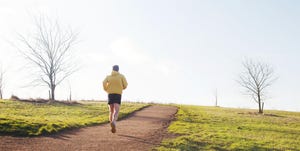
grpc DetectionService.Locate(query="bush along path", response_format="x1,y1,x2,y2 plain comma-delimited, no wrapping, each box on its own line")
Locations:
0,105,178,151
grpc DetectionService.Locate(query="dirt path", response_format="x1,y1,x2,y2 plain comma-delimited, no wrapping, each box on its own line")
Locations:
0,105,177,151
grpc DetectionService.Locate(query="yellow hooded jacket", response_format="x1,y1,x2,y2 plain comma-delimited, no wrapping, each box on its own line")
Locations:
103,71,128,94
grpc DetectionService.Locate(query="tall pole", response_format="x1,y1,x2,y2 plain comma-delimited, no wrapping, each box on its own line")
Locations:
215,89,218,107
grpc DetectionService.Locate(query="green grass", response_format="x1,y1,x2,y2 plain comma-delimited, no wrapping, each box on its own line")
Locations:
0,99,148,136
157,105,300,151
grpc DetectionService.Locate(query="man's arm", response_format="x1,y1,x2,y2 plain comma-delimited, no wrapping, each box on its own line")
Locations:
122,76,128,90
103,76,108,91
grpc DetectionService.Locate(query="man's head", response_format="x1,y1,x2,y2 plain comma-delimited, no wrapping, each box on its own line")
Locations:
113,65,119,72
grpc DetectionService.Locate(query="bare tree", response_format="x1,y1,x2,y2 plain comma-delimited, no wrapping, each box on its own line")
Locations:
214,88,218,107
238,59,276,114
0,65,4,99
17,16,79,101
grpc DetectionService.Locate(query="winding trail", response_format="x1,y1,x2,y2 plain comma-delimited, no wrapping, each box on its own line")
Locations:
0,105,178,151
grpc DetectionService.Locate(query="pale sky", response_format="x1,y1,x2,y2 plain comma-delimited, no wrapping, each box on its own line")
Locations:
0,0,299,111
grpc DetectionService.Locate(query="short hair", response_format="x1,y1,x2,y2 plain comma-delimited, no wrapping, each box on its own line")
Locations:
113,65,119,71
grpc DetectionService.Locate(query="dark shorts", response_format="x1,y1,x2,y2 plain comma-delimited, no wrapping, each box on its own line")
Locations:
108,94,122,105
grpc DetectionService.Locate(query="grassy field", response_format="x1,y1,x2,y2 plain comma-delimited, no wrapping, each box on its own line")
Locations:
0,99,148,136
157,105,300,151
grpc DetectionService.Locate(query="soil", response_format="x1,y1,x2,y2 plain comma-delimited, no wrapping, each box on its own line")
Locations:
0,105,178,151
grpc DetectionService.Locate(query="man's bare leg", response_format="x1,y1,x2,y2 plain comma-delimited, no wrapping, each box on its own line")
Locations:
108,104,117,133
110,103,120,133
108,104,114,123
113,103,120,123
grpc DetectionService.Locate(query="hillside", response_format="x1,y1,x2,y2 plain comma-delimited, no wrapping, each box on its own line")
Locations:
0,99,148,136
157,105,300,150
1,99,299,150
0,105,177,151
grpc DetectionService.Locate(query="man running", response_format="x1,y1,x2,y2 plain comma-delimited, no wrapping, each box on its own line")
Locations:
103,65,128,133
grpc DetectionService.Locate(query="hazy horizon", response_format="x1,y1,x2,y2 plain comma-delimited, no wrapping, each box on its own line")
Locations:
0,0,300,112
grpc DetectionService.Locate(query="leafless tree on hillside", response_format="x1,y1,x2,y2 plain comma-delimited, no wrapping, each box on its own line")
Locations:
0,65,5,99
238,59,277,114
16,15,79,101
214,88,218,107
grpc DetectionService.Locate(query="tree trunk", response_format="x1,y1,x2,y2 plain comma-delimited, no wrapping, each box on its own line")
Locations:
69,89,72,101
258,103,263,114
262,102,264,114
50,86,55,101
48,90,50,100
258,93,263,114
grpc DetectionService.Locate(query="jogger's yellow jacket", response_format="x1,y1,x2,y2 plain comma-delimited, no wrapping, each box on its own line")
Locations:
103,71,128,94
